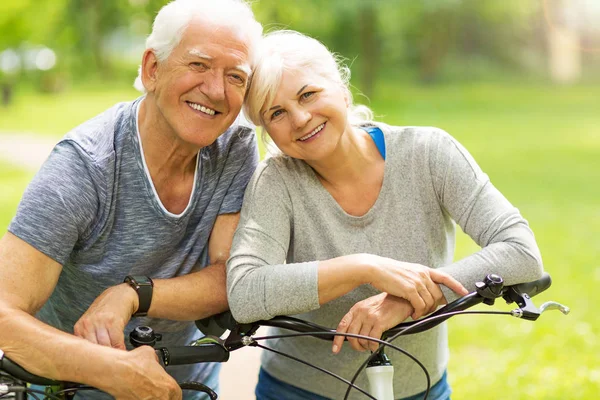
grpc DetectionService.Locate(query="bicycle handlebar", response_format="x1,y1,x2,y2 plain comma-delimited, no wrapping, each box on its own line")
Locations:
204,272,556,344
0,273,566,399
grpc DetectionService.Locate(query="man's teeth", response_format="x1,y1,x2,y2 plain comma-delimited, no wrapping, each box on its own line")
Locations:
299,123,325,141
188,102,216,116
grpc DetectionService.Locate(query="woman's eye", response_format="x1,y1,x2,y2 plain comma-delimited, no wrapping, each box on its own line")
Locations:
271,109,284,120
301,91,316,100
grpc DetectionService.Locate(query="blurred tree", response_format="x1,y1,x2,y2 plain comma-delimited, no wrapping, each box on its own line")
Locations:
60,0,134,77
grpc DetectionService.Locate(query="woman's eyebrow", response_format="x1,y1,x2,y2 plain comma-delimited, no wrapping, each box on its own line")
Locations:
296,84,308,95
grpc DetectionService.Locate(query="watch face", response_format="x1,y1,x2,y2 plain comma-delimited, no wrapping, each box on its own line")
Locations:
127,275,153,286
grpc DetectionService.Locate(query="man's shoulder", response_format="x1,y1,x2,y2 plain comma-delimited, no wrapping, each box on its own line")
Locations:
203,116,258,168
60,99,138,163
212,114,256,150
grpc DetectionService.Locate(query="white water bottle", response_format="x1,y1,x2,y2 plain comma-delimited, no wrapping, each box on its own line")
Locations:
366,364,394,400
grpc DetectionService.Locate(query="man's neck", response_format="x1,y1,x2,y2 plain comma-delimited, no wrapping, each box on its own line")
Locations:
137,97,199,214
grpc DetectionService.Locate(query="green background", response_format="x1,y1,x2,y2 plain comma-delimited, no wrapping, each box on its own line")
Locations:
1,1,599,398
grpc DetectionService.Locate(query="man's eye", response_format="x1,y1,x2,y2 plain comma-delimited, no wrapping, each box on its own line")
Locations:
301,91,316,100
229,74,246,85
191,62,208,69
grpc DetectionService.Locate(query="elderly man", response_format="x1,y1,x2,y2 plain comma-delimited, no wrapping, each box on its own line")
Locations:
0,0,262,399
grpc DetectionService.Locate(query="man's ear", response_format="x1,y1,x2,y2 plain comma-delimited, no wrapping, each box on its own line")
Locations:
141,50,159,92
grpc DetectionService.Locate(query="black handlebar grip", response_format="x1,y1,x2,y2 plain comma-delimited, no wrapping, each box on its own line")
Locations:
158,344,230,366
0,356,58,386
510,272,552,298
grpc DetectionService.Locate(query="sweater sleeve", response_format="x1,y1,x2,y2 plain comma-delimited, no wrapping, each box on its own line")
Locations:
428,129,543,300
226,160,320,323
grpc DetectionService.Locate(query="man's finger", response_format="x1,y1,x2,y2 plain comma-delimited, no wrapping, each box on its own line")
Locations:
95,326,112,347
109,327,126,350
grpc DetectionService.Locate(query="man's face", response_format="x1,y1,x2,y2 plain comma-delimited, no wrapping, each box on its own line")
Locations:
147,20,251,147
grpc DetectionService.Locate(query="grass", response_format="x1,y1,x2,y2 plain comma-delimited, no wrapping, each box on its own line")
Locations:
0,82,140,136
1,80,598,398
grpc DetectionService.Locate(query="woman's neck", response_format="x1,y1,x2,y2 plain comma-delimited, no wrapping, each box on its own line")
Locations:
307,126,380,187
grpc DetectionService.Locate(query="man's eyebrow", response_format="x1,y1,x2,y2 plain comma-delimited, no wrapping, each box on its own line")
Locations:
188,49,212,60
188,49,251,76
234,64,251,76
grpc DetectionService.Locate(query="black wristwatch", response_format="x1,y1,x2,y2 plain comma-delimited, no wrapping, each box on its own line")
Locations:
123,275,154,317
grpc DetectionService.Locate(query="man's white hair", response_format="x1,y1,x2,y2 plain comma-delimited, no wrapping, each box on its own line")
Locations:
133,0,262,93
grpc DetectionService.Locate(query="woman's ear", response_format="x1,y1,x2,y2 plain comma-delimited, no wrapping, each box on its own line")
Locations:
141,50,159,93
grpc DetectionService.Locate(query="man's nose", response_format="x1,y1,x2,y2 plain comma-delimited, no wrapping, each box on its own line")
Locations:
202,71,226,103
291,108,311,130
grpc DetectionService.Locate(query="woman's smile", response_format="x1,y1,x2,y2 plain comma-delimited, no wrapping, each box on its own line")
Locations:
297,122,326,142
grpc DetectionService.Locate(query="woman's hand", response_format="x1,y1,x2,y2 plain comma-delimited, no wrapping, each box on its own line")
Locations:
363,255,468,320
333,293,413,353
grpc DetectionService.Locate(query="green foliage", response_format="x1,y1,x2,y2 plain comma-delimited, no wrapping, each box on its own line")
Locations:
1,0,572,88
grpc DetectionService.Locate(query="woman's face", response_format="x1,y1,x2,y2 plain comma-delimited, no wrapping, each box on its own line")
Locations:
261,68,350,161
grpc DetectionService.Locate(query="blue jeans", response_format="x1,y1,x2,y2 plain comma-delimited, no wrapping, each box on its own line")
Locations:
255,368,451,400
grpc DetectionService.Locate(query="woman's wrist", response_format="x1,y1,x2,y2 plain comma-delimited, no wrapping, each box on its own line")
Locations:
348,253,378,286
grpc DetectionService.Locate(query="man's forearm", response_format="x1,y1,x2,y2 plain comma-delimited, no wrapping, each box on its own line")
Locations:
147,263,228,321
0,304,128,390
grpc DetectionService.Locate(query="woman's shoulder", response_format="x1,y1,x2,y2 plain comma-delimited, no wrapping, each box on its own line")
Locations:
363,121,451,140
259,153,312,178
248,154,308,189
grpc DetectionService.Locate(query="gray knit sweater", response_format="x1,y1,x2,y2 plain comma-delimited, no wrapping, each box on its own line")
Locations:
227,123,543,399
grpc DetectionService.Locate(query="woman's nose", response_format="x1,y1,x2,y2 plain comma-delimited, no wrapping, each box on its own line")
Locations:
291,108,311,129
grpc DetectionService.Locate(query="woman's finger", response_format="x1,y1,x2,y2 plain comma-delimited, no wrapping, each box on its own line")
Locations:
358,321,373,351
368,325,384,352
430,269,468,296
333,311,353,353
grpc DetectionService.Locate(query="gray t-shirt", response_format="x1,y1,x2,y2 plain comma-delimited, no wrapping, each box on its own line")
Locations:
227,123,542,399
9,97,258,398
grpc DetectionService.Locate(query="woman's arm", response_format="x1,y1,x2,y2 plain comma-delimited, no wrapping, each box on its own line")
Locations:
227,162,467,323
429,129,543,300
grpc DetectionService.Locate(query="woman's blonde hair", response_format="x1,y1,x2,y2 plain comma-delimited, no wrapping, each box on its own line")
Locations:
243,30,373,133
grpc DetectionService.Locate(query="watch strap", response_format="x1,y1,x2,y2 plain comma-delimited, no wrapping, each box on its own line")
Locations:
124,275,154,317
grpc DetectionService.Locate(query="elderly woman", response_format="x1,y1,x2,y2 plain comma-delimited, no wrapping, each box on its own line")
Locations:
226,30,543,400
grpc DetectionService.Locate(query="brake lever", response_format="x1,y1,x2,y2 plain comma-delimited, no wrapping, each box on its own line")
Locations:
539,301,570,315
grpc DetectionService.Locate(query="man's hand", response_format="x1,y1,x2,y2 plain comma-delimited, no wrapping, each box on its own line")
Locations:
333,293,414,353
74,283,138,350
107,346,182,400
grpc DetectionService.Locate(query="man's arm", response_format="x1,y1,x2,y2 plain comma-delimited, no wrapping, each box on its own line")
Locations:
146,212,238,320
74,213,239,346
0,232,181,399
